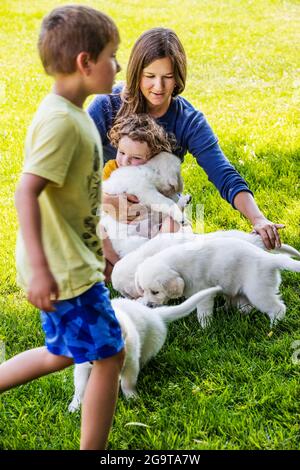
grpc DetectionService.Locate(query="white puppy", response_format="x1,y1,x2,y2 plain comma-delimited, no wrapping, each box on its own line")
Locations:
112,230,300,299
135,238,300,327
68,286,221,411
101,151,192,257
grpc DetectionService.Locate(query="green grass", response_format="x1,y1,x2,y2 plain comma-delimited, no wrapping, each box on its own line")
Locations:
0,0,299,450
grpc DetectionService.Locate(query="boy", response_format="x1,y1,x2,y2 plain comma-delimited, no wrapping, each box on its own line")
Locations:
0,5,124,450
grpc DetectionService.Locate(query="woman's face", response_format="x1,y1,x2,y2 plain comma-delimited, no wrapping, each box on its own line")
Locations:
140,57,176,117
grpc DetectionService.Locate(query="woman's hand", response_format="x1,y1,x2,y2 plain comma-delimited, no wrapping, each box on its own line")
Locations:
233,193,285,250
252,217,285,250
102,193,149,224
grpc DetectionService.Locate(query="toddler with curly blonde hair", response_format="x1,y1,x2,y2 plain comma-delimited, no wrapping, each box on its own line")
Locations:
103,113,175,179
101,114,184,280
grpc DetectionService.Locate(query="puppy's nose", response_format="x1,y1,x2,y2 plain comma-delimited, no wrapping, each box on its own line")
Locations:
147,302,157,308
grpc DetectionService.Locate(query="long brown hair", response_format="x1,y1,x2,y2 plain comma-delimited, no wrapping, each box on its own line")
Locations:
117,28,187,119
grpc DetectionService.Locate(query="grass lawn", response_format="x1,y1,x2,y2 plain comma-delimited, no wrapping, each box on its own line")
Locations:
0,0,299,450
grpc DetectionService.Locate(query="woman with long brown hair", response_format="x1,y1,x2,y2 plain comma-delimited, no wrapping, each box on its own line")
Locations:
89,27,284,274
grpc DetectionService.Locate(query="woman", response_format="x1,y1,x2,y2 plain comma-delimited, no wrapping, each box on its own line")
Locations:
89,28,284,273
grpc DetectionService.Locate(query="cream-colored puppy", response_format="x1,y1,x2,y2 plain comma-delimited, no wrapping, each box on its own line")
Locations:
68,286,221,411
112,230,300,299
101,151,192,257
135,238,300,327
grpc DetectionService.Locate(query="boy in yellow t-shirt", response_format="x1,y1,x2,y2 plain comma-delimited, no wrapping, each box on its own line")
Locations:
0,5,124,450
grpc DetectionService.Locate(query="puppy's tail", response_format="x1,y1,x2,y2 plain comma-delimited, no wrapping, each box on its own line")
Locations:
273,244,300,259
273,255,300,272
157,286,222,323
247,233,300,258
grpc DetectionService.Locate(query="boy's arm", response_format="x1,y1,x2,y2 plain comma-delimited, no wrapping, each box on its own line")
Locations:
15,173,59,312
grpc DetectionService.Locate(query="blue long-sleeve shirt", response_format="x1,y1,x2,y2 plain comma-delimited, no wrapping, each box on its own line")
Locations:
88,83,253,207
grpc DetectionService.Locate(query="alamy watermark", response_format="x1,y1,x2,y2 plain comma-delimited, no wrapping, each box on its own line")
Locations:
98,200,205,240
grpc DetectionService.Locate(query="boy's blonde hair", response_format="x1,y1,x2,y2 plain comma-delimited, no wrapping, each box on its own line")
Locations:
38,5,119,75
109,114,175,157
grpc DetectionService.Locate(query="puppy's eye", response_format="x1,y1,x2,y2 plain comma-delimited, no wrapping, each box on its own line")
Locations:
150,290,159,296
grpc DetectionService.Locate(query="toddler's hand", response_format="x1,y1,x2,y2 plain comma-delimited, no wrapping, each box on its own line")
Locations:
28,267,59,312
120,194,148,223
102,193,148,223
126,194,139,204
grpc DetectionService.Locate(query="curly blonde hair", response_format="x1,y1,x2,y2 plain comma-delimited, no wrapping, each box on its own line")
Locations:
109,114,175,157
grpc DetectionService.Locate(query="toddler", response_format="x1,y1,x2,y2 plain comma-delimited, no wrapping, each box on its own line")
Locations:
101,114,184,272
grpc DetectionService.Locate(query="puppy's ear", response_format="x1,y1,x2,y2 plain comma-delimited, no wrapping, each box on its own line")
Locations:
163,275,185,298
134,271,144,296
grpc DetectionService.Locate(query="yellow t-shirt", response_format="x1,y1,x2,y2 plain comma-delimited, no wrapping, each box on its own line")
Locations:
102,159,119,180
16,93,105,300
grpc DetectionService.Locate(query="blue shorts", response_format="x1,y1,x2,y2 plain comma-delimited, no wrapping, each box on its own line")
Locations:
40,282,124,364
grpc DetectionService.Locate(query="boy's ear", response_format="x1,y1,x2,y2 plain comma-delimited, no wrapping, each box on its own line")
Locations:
76,52,91,75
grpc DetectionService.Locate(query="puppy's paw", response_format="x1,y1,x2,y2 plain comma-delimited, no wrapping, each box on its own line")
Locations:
68,397,81,413
270,304,286,326
197,313,212,329
239,303,254,315
168,206,185,225
182,194,192,206
177,193,192,208
122,387,138,400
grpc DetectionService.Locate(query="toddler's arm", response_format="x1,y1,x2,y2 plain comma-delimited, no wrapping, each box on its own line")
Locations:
15,173,59,311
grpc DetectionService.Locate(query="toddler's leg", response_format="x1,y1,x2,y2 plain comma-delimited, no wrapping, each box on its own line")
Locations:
80,348,125,450
0,346,73,392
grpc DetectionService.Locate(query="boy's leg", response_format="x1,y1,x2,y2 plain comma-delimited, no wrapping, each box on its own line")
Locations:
0,346,73,392
80,348,125,450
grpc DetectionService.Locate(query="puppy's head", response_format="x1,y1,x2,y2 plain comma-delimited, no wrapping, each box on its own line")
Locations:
135,259,185,306
147,152,183,196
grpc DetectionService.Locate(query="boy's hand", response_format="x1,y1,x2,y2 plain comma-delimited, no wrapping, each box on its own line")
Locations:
28,267,59,312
